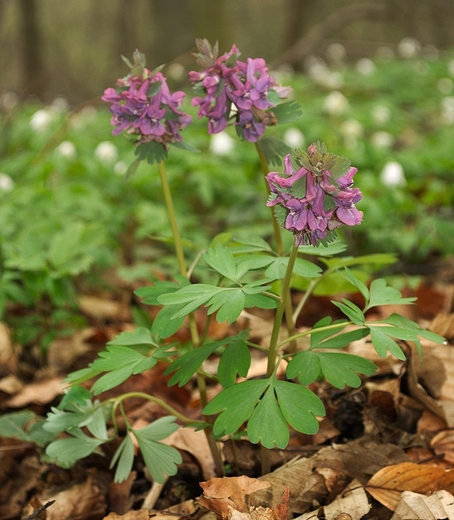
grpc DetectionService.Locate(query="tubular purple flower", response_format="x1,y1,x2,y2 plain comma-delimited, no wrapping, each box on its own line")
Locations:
188,39,292,142
102,59,192,148
266,144,363,246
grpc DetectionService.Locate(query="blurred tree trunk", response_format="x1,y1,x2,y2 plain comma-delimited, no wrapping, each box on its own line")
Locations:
285,0,319,49
150,0,195,63
18,0,43,98
191,0,231,51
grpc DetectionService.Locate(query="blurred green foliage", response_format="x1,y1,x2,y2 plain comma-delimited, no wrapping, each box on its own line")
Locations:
0,49,453,353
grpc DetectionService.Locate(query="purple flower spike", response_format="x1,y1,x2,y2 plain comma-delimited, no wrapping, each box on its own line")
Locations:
266,142,363,247
188,39,292,142
102,50,192,149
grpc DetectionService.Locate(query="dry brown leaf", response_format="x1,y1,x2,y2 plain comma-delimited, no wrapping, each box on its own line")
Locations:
391,489,454,519
3,376,64,407
431,429,454,465
430,312,454,341
108,471,137,515
251,438,409,514
78,294,130,322
103,510,151,520
429,342,454,426
199,476,271,517
366,462,454,511
37,474,107,520
162,427,217,480
0,322,16,374
297,479,371,520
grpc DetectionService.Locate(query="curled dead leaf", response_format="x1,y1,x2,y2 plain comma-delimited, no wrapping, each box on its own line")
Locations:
431,429,454,465
366,462,454,511
199,476,271,518
391,489,454,520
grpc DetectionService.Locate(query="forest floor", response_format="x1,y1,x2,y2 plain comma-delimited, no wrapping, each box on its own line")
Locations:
1,256,454,520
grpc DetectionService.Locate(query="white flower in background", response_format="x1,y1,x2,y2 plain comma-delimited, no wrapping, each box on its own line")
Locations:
94,141,118,163
166,63,186,82
340,119,363,138
209,132,235,156
56,140,76,159
380,161,406,187
441,96,454,124
323,91,349,116
437,78,454,95
371,131,395,149
448,59,454,77
114,161,128,175
340,120,363,149
306,57,343,89
30,108,54,132
372,105,391,126
70,105,97,129
283,128,305,148
2,92,18,111
356,58,375,75
0,173,14,192
398,37,421,59
326,43,346,61
51,96,69,112
376,46,395,61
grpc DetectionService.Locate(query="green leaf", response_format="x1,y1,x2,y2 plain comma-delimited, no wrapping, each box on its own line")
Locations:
287,351,376,388
298,242,348,256
133,416,182,484
206,288,246,323
151,304,186,339
43,407,89,433
89,345,164,395
369,326,407,359
135,141,168,165
274,380,325,434
366,279,416,311
293,257,323,278
244,292,278,310
203,379,270,436
204,244,238,282
247,386,289,449
218,334,251,388
135,279,187,305
165,341,221,387
230,235,273,253
271,100,303,124
315,328,370,350
85,406,109,441
256,136,291,167
45,429,104,468
108,327,158,348
58,385,93,412
381,314,446,344
331,299,365,325
318,352,377,388
110,434,135,483
0,412,54,447
339,268,370,302
158,284,221,309
287,350,322,386
170,140,201,153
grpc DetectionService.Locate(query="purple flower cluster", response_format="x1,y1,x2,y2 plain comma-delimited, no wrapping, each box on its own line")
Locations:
188,39,291,142
266,143,363,246
102,56,192,148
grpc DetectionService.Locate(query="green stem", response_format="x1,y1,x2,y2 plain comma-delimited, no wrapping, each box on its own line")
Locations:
277,321,357,350
266,244,298,378
156,160,223,474
110,392,198,425
255,144,297,352
157,160,187,278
